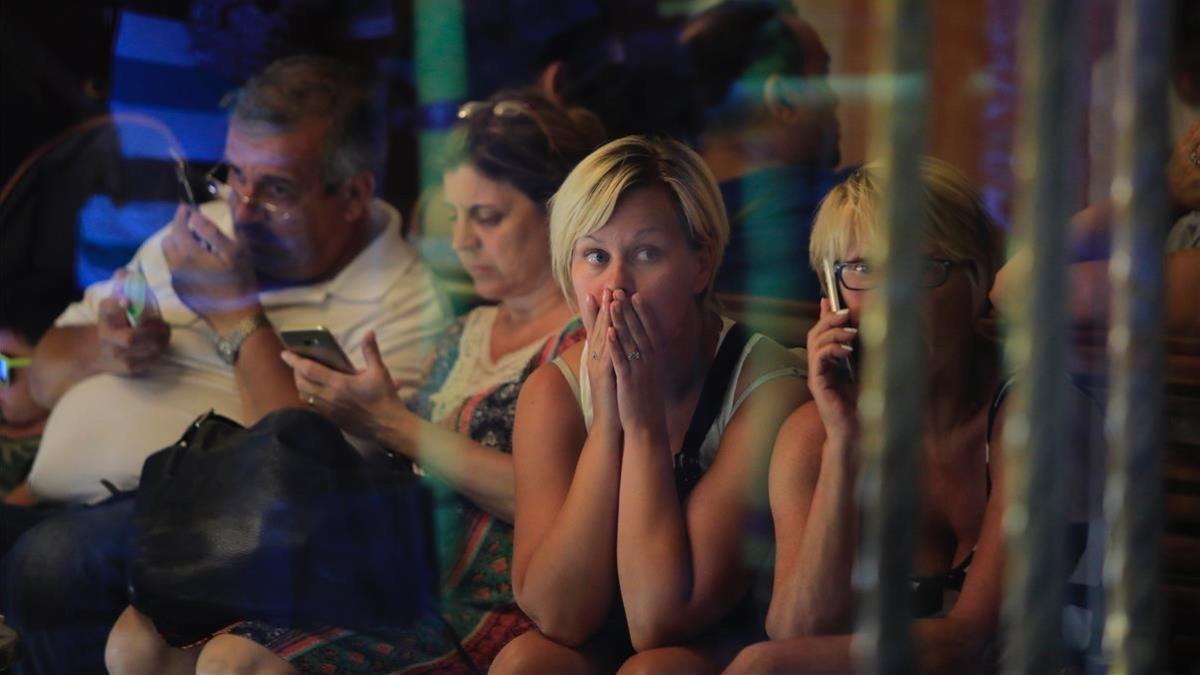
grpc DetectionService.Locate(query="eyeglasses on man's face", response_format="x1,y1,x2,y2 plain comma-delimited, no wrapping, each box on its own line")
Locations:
833,257,967,291
202,163,342,221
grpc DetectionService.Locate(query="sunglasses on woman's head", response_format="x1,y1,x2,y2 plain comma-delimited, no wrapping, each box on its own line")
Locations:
456,100,561,156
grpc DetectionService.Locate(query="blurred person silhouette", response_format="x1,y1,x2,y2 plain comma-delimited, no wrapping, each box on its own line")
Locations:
532,0,699,140
682,0,848,302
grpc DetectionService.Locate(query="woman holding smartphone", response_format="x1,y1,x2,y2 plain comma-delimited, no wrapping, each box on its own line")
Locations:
725,159,1099,673
105,88,605,674
491,136,810,673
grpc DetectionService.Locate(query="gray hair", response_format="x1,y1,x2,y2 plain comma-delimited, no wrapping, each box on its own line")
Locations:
228,55,381,186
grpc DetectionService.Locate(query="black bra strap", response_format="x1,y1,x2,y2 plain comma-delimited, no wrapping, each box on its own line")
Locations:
673,322,754,501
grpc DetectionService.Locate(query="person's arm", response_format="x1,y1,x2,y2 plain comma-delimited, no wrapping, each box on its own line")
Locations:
285,332,516,521
162,206,298,423
732,399,1018,675
764,299,863,639
615,344,809,650
386,410,517,520
222,316,300,424
513,292,629,646
511,357,624,646
763,404,860,639
28,275,170,410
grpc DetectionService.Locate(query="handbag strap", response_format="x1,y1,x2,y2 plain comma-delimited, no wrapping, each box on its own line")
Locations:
673,322,753,501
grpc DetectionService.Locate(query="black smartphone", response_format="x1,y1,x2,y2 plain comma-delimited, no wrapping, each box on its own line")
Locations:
280,327,356,374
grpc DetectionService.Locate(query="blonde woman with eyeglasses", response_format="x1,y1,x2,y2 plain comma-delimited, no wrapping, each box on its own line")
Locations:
725,158,1101,674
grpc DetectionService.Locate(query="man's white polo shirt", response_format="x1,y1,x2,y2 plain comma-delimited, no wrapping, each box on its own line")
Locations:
28,199,449,504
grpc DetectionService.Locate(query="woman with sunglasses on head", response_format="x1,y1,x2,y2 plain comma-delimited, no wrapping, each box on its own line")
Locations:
725,158,1100,674
104,88,606,675
490,136,810,673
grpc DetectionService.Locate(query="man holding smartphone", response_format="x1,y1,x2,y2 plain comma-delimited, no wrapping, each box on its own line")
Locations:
15,55,447,509
3,54,450,674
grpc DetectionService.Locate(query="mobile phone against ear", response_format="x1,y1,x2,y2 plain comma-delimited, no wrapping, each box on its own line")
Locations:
822,260,842,313
822,260,856,383
280,327,355,374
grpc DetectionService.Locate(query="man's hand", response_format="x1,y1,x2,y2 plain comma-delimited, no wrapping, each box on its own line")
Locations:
94,280,170,376
161,205,261,332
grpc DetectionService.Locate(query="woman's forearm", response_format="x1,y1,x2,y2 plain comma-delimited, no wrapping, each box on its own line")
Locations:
731,619,990,675
614,425,702,650
767,437,859,639
379,406,518,522
515,426,623,645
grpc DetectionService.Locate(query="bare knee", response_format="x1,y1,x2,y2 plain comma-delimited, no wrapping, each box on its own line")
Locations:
618,646,720,675
105,606,195,675
196,634,298,675
490,630,600,675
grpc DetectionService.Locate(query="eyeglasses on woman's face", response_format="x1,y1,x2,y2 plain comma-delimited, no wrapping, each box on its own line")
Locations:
834,257,967,291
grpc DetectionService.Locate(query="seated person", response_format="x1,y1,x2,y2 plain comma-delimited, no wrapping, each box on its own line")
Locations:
993,121,1200,337
0,329,44,500
681,1,848,301
491,136,810,673
727,159,1100,674
1,55,448,674
104,88,606,675
13,55,448,511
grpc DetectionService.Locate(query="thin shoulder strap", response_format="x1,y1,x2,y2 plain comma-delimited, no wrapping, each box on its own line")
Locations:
984,376,1017,497
674,322,754,500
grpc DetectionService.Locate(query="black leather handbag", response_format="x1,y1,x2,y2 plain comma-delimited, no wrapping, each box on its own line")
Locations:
128,407,438,647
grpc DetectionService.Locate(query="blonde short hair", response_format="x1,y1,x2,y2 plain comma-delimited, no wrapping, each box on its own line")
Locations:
548,135,729,312
809,157,1002,307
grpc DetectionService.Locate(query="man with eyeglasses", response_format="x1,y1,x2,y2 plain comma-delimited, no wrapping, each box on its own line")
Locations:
10,56,446,512
1,54,449,673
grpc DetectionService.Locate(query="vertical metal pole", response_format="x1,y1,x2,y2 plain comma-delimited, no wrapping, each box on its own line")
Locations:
853,1,928,672
1103,0,1169,672
1001,1,1081,672
414,0,468,190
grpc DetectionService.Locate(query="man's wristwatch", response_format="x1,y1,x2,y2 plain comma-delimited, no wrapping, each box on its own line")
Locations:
214,312,273,366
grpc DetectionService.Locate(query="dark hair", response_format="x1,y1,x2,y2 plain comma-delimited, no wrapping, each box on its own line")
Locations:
228,55,381,186
682,1,824,117
442,88,607,207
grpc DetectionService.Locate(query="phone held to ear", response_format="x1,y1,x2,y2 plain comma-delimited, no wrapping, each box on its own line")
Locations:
822,260,856,383
280,327,355,374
